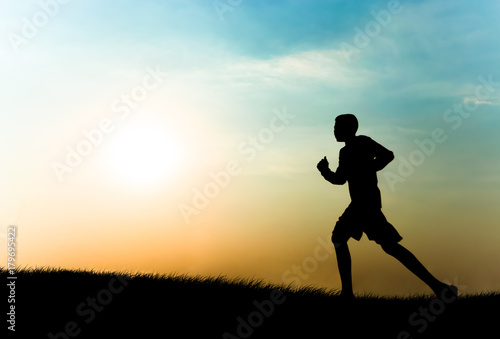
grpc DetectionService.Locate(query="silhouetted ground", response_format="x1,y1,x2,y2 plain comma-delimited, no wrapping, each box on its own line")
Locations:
2,268,499,338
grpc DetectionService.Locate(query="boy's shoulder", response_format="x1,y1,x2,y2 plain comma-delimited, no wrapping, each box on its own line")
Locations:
356,135,380,147
344,135,375,147
340,135,376,154
356,135,374,142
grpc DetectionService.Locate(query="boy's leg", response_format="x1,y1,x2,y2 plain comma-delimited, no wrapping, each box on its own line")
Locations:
331,205,359,298
381,242,453,297
334,241,354,297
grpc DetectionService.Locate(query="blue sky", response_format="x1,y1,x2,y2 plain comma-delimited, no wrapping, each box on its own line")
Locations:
1,0,499,294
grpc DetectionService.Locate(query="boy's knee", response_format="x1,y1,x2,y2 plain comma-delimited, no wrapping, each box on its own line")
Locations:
332,234,347,249
333,242,346,249
381,242,398,255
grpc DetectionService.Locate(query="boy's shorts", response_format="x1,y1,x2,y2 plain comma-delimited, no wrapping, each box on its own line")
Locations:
331,204,403,245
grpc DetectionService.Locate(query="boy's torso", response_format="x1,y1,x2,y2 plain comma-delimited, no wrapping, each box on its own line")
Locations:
339,136,382,208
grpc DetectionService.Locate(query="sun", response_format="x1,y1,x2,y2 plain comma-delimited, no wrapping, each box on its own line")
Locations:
106,121,184,187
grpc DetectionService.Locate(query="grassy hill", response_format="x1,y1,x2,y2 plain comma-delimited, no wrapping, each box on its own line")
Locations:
2,268,499,338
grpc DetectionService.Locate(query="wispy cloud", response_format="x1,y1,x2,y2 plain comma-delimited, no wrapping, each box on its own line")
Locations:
187,48,374,91
463,97,499,106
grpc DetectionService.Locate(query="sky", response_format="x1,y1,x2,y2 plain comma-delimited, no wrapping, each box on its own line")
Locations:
1,0,499,296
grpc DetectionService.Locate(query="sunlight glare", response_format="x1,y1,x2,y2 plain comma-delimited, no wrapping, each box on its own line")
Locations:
107,122,184,187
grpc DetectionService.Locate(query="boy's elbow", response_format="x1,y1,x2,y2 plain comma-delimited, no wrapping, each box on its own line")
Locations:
330,179,346,185
323,173,346,185
332,175,347,185
388,151,395,162
377,151,394,170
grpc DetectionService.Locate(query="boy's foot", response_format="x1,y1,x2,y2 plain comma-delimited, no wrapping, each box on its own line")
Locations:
433,283,458,301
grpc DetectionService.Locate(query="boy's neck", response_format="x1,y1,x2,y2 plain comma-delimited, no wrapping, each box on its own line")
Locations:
344,135,357,146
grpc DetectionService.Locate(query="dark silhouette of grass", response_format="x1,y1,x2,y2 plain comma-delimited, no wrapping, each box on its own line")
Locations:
2,267,499,338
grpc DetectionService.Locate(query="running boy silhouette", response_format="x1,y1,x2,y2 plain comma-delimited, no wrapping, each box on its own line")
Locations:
317,114,457,299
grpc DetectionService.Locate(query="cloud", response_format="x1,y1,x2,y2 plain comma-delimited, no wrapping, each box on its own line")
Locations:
184,48,375,94
463,96,499,106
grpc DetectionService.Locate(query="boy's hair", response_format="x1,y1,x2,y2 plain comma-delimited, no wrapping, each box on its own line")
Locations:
335,114,358,135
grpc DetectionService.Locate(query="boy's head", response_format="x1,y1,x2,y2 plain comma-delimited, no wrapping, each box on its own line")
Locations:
334,114,358,142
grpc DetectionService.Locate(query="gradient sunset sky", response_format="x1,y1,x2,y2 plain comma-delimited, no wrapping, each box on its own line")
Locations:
1,0,499,295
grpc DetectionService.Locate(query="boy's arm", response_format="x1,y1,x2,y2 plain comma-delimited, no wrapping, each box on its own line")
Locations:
317,156,347,185
371,139,395,171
